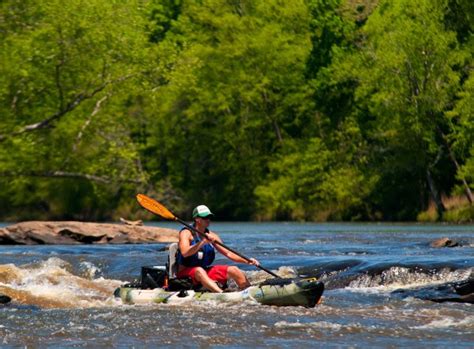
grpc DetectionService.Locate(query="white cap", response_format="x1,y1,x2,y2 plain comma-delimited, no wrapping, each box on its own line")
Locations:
192,205,214,218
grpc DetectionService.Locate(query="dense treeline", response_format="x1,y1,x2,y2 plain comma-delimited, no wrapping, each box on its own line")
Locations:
0,0,472,221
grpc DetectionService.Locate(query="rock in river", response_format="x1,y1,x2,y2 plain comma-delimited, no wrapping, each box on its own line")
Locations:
392,278,474,304
0,221,178,245
0,294,11,304
430,237,460,248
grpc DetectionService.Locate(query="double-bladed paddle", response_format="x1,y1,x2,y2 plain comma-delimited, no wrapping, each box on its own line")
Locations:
136,194,279,278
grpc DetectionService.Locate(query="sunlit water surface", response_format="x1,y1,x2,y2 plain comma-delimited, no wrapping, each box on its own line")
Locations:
0,222,472,347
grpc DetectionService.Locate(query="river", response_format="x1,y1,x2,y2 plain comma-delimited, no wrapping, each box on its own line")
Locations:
0,222,472,347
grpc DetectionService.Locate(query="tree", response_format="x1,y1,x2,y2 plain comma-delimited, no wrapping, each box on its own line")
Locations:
447,71,474,200
336,0,469,219
146,0,314,218
255,119,375,221
0,0,152,219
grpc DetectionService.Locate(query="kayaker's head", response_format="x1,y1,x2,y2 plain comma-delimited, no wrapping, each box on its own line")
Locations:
193,204,214,228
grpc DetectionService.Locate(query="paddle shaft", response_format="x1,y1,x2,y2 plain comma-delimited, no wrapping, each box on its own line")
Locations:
176,217,280,278
135,193,279,278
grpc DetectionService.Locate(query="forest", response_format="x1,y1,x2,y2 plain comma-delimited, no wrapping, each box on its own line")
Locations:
0,0,472,222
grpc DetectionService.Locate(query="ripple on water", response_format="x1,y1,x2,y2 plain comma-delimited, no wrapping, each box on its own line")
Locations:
412,315,474,330
0,223,473,347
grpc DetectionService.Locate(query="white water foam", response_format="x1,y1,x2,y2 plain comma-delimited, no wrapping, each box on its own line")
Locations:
345,266,473,292
274,320,344,331
0,257,123,308
412,315,474,329
247,266,298,284
79,261,101,279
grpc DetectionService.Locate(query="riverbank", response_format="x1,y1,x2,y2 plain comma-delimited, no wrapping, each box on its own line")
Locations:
417,196,474,223
0,221,178,245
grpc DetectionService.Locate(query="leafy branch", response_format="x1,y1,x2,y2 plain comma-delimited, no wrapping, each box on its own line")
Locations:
0,170,144,185
0,74,134,142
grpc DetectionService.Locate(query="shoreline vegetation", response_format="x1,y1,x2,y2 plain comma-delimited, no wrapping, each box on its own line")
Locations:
0,0,472,223
418,196,474,223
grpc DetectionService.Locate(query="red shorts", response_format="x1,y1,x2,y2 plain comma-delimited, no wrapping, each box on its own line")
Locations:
177,265,229,286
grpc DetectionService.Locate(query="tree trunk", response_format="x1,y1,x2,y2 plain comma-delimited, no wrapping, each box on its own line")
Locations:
273,119,283,143
426,169,445,219
436,127,474,205
445,142,474,205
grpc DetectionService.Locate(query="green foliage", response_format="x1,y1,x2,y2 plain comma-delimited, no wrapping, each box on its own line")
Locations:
0,0,151,220
443,204,474,222
448,71,474,190
0,0,472,221
145,0,314,218
255,117,376,220
326,0,472,219
147,0,183,43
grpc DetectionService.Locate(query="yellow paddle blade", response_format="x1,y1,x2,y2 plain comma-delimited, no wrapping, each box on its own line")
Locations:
136,194,176,220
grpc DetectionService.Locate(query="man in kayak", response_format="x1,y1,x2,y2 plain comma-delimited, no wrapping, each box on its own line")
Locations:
176,205,259,293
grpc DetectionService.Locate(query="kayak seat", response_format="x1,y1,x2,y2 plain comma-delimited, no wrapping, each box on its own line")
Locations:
167,242,194,291
166,242,227,292
167,242,179,278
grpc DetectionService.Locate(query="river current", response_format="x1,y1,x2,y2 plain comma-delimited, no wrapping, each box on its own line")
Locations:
0,222,472,347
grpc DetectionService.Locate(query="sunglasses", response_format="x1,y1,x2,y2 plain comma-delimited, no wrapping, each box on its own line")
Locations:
200,216,211,220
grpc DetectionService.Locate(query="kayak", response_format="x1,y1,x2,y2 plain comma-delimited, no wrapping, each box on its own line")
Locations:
130,198,324,307
114,277,324,308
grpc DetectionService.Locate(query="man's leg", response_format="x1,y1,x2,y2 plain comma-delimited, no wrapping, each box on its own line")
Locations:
194,267,223,293
227,266,250,289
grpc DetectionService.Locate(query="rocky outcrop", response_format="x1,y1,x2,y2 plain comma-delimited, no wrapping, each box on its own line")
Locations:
0,221,178,245
0,294,11,304
119,217,143,226
430,237,460,248
392,278,474,304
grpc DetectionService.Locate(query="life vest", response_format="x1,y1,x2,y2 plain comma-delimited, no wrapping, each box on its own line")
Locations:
176,227,215,268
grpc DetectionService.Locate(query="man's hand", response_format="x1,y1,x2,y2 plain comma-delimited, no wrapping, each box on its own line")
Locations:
199,233,216,246
248,258,260,266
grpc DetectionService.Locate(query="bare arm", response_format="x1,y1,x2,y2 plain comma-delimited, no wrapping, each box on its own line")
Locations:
178,229,207,257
